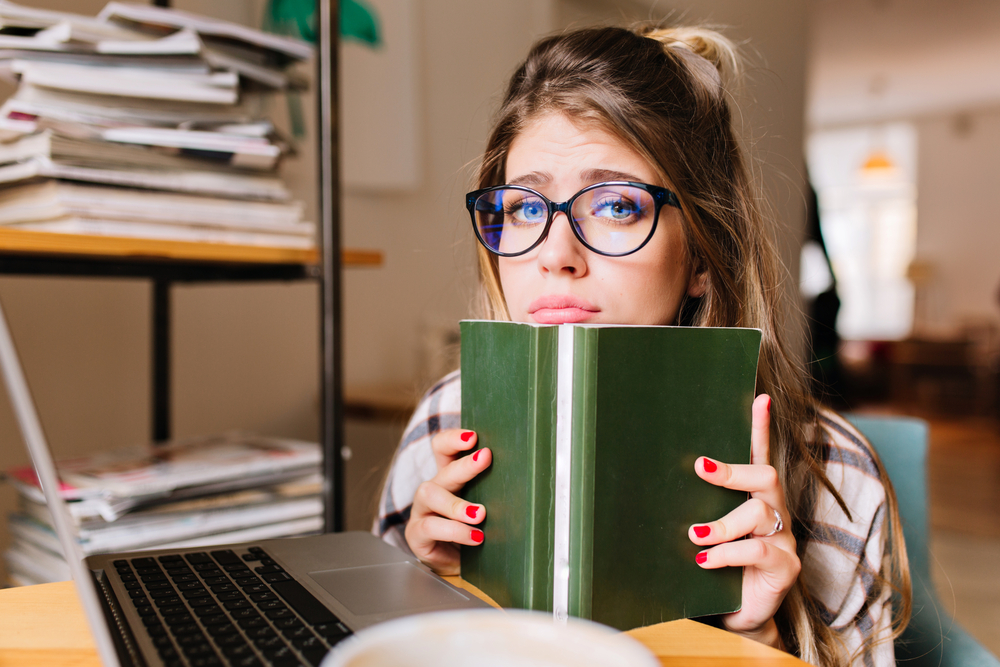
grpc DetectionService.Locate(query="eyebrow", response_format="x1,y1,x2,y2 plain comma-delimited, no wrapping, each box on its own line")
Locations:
506,168,644,188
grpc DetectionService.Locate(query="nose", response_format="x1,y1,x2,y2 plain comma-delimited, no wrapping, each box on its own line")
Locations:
536,211,588,277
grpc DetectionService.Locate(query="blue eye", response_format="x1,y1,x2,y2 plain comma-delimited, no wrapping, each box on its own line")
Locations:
593,196,641,222
507,197,547,224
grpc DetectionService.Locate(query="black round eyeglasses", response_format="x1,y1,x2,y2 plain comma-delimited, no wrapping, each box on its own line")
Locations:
466,181,681,258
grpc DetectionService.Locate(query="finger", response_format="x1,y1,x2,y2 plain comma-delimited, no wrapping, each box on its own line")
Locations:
689,498,789,544
412,515,486,549
751,394,771,467
412,480,486,525
695,539,800,581
432,447,492,494
696,456,781,498
430,429,478,470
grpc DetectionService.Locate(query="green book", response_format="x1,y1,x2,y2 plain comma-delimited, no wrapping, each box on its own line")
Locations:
459,320,762,631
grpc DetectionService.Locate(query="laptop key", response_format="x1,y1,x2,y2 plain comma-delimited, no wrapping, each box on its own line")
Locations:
229,607,260,621
249,592,278,602
206,622,239,637
193,605,224,617
159,605,187,616
269,580,339,625
153,595,182,607
264,608,294,620
164,613,194,626
176,581,204,591
203,576,229,586
224,600,252,611
188,595,217,607
211,550,241,565
172,623,202,637
291,634,324,651
185,552,212,564
201,614,231,627
237,616,267,630
313,622,351,641
241,583,268,594
262,572,291,583
131,557,157,568
189,656,222,667
150,588,179,599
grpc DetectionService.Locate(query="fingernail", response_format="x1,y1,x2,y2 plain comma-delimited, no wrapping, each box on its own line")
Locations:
766,396,772,413
471,529,484,543
460,431,474,442
694,525,711,538
466,505,479,519
696,551,708,565
702,458,717,473
473,449,481,462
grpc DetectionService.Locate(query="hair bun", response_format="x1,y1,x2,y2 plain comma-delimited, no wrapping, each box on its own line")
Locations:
642,26,740,96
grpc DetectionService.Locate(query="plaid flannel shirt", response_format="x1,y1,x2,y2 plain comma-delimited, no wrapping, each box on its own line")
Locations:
374,372,894,666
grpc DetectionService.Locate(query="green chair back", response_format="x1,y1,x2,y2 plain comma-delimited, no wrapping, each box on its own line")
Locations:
845,414,998,666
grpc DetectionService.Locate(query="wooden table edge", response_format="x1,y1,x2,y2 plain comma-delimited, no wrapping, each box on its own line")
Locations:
0,580,805,666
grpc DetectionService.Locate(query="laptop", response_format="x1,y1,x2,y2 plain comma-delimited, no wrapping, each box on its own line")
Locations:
0,295,491,667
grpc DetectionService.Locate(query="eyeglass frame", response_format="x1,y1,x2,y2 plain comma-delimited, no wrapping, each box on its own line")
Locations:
465,180,682,258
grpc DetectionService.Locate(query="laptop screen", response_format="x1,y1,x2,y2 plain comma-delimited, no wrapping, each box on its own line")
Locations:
0,295,123,667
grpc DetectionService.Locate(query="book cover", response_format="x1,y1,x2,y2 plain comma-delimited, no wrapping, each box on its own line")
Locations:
460,321,762,631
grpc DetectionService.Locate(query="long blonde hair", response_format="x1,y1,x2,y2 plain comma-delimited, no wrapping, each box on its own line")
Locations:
472,24,910,666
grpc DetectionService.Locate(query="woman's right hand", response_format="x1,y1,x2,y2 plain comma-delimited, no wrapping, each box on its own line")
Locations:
404,429,492,575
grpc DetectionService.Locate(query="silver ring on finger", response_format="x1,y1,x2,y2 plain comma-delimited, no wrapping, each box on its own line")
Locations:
762,508,783,537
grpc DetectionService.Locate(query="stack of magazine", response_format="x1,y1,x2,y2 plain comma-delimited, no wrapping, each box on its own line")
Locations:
3,433,323,586
0,1,315,249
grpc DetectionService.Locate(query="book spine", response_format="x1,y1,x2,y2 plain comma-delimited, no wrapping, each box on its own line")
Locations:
552,324,575,621
567,326,598,620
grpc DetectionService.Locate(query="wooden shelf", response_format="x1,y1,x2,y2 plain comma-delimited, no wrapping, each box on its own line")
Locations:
0,228,382,268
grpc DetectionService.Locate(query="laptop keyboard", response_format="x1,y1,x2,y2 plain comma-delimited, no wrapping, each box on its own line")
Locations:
114,547,353,667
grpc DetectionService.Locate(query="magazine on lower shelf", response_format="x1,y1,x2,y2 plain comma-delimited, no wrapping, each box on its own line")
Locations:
4,432,321,521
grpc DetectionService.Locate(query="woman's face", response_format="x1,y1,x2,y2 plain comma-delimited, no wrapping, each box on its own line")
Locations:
499,113,705,326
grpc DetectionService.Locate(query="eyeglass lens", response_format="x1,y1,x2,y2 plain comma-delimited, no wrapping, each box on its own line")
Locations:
473,184,657,256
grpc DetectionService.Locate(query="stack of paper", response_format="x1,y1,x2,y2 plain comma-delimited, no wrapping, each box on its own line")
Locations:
0,0,315,250
2,433,323,586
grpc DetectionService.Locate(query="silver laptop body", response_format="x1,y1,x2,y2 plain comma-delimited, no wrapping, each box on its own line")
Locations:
0,295,489,667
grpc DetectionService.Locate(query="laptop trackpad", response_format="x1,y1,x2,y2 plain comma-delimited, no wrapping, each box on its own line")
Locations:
308,562,470,617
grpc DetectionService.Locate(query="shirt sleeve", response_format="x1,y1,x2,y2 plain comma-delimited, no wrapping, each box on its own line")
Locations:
372,371,462,554
800,412,895,666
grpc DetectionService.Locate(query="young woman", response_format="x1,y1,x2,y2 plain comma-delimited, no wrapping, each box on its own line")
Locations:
375,25,910,667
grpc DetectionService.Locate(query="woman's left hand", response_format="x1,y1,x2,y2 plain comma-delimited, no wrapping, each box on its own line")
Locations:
689,393,801,649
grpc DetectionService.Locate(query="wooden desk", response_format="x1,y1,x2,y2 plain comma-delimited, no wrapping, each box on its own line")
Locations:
0,581,804,666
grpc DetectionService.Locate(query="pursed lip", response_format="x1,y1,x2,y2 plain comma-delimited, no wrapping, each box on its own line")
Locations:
527,295,599,324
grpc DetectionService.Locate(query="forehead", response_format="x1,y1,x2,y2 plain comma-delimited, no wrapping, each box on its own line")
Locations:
505,113,658,187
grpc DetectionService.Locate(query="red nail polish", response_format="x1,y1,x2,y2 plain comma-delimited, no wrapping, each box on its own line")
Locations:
460,431,474,442
702,458,717,473
694,525,711,538
466,505,478,519
696,552,708,564
766,396,772,413
473,449,481,462
471,529,484,543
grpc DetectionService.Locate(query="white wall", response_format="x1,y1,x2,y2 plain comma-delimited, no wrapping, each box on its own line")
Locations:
913,108,1000,333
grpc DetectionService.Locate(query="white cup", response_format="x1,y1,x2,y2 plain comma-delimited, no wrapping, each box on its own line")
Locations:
320,609,660,667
